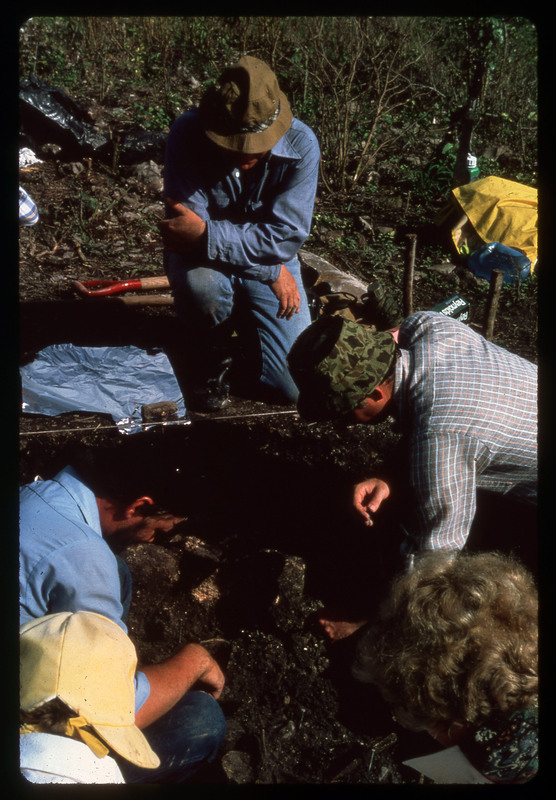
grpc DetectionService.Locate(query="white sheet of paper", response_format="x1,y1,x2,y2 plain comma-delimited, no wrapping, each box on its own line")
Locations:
403,745,491,784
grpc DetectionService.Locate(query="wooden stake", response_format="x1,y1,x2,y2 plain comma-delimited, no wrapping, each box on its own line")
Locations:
403,233,417,318
483,269,505,340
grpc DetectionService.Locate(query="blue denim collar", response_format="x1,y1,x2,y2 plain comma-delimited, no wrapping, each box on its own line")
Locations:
52,465,103,537
269,119,303,162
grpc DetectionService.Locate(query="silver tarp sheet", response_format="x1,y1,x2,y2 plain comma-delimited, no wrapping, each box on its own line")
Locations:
20,343,188,434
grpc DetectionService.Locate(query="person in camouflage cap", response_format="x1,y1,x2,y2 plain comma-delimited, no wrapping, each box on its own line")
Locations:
288,310,537,644
287,315,398,422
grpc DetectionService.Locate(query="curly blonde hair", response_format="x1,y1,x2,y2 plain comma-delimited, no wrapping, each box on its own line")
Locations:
353,550,538,732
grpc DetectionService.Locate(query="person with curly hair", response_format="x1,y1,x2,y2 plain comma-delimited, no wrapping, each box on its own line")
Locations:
352,550,538,784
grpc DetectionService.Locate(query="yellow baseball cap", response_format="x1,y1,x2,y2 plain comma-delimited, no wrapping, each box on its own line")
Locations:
20,611,160,769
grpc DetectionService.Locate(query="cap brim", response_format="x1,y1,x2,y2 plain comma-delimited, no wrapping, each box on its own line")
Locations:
94,723,160,769
204,92,293,154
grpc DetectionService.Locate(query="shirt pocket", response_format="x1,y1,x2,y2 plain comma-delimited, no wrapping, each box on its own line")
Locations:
209,185,232,212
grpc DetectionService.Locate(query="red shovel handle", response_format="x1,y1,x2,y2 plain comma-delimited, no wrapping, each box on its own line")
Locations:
72,279,142,296
72,276,169,296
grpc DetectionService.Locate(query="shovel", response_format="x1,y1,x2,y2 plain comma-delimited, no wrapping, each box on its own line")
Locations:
72,275,170,296
71,276,173,305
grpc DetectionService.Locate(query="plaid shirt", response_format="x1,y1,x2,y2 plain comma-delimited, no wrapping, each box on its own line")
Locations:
392,312,537,552
19,186,39,226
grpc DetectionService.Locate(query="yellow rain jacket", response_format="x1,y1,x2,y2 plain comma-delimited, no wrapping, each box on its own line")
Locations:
449,176,537,271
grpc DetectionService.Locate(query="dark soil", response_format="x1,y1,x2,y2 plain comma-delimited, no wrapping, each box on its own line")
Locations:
18,82,537,785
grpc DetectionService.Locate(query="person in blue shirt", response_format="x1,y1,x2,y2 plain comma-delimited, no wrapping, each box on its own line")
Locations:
19,444,226,784
159,55,320,411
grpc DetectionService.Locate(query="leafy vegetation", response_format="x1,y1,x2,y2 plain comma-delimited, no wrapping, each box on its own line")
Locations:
19,16,537,354
19,16,537,188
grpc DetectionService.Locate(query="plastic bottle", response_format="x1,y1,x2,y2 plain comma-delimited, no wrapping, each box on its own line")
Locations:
466,153,480,183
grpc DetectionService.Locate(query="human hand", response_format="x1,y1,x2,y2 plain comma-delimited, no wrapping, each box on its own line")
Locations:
158,197,207,252
352,478,391,526
181,643,225,699
132,513,187,544
270,264,301,320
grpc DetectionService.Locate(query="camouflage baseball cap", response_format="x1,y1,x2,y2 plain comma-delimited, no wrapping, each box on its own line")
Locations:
288,315,396,422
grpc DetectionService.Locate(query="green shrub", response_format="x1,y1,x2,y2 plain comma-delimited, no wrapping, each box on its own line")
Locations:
19,16,537,199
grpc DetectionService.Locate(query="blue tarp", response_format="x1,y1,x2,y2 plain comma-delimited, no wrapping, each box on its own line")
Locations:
20,344,188,434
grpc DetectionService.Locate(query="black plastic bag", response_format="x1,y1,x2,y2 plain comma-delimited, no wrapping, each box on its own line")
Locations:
19,73,112,160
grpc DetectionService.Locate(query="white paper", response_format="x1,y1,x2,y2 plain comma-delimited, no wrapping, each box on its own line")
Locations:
403,745,491,784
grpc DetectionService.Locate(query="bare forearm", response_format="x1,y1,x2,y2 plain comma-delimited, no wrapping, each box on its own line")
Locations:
135,643,224,729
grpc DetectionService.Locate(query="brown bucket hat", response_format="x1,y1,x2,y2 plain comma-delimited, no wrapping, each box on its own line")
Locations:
199,55,293,153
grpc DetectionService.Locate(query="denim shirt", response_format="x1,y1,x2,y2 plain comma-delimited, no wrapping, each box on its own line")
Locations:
19,466,150,710
164,109,320,283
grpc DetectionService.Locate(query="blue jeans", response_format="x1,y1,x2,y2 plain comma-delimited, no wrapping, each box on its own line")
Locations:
167,254,311,401
118,690,226,784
